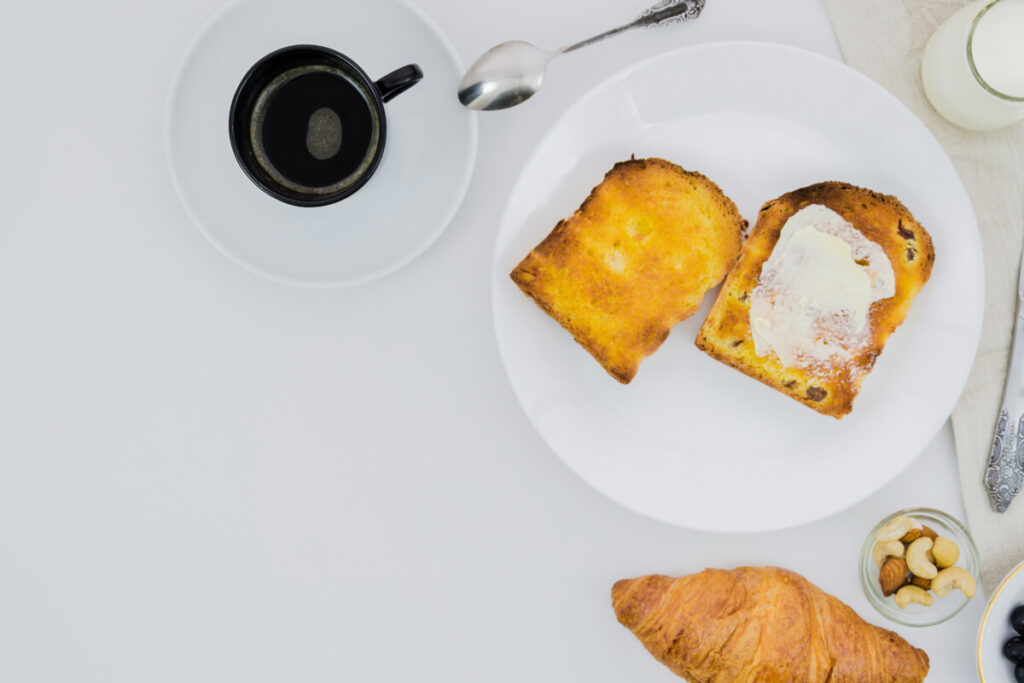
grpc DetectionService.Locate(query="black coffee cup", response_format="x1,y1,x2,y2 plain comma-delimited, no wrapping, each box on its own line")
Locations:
229,45,422,207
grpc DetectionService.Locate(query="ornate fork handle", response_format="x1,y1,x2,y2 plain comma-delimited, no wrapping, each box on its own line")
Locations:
986,408,1024,512
562,0,706,54
984,203,1024,513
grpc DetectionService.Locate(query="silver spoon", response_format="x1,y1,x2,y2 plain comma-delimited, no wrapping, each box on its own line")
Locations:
457,0,706,111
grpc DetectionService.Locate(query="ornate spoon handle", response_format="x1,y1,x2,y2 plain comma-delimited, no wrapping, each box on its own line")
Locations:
562,0,706,54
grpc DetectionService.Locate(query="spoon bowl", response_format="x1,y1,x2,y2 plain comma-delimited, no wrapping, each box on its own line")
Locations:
458,41,551,110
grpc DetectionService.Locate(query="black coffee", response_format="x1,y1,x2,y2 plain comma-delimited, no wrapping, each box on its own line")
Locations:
249,65,380,195
230,45,421,206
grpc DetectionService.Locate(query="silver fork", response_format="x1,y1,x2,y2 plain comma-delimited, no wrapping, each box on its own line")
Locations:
985,207,1024,512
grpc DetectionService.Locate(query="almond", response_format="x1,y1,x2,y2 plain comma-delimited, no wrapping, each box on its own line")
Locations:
880,557,909,597
910,575,932,591
920,525,938,541
900,528,923,544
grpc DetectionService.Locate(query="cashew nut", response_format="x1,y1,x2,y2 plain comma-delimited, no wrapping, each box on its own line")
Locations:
872,540,905,568
931,566,977,599
894,585,933,609
877,515,918,542
931,537,960,569
905,537,938,580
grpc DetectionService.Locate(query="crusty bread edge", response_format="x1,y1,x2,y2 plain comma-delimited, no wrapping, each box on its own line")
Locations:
696,181,935,418
511,157,746,384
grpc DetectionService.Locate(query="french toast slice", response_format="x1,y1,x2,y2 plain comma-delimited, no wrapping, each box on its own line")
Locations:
511,157,745,383
695,182,934,418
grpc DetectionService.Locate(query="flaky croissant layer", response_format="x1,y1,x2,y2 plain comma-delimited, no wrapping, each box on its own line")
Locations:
612,567,929,682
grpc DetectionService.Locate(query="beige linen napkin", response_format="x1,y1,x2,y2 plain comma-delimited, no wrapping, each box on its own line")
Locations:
823,0,1024,590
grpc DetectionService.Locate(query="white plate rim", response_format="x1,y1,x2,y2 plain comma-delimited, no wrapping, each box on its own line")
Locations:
490,40,985,532
978,559,1024,681
163,0,478,289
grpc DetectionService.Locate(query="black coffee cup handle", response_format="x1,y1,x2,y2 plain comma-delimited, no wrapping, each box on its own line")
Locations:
375,64,423,103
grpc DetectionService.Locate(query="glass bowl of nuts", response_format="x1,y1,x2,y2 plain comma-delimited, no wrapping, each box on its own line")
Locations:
859,507,980,627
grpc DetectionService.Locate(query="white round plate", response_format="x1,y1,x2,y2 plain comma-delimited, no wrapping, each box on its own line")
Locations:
166,0,476,287
979,560,1024,681
492,42,984,532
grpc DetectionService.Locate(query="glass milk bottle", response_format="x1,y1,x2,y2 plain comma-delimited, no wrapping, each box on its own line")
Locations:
921,0,1024,130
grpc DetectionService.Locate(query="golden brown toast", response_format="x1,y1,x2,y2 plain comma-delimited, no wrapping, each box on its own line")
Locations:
695,182,934,418
511,157,746,383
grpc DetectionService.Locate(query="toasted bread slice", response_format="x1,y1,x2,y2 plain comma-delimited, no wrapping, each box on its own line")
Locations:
695,182,934,418
511,157,745,383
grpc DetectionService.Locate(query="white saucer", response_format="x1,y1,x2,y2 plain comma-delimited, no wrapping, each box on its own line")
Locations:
165,0,477,287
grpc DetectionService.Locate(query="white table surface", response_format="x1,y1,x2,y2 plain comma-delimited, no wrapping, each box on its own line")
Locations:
0,0,986,681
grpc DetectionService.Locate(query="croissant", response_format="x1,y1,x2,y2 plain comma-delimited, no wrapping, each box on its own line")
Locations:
611,567,929,682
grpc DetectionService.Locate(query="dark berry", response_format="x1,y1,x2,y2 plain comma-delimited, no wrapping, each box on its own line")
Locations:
1016,662,1024,683
1012,604,1024,636
1006,636,1024,663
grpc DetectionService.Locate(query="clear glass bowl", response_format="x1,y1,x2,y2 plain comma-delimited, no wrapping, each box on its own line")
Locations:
859,507,980,627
